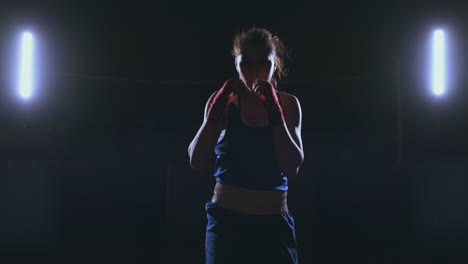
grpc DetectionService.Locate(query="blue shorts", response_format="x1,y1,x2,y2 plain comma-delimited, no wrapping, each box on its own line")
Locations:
204,200,299,264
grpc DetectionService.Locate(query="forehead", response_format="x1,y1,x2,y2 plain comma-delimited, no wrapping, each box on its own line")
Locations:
238,43,275,60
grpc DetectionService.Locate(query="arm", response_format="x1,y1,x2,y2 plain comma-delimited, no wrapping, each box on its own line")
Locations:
271,95,304,178
188,79,243,172
187,91,225,172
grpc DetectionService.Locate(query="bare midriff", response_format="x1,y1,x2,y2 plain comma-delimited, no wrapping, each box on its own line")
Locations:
211,182,288,215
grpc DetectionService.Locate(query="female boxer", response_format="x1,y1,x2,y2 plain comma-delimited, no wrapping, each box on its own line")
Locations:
188,26,304,264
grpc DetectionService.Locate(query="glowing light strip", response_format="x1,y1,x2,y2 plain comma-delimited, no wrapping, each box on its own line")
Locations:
432,30,445,96
19,32,33,99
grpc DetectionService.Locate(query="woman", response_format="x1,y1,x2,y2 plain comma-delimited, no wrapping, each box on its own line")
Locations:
188,26,304,264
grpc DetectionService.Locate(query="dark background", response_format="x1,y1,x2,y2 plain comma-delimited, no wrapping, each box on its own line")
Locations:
1,1,467,263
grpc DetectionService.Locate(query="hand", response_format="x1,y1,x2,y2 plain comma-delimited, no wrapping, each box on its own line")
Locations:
252,79,285,126
206,78,246,123
252,79,273,101
219,78,246,105
252,79,281,112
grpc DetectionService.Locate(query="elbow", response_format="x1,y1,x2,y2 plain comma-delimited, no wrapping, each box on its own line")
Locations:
280,158,303,179
188,153,210,172
187,144,210,172
189,159,209,172
279,163,297,178
282,167,300,179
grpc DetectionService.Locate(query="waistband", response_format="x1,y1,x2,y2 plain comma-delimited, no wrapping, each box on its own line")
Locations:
211,182,288,215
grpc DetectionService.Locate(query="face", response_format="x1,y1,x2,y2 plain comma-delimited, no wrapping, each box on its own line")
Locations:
235,43,276,91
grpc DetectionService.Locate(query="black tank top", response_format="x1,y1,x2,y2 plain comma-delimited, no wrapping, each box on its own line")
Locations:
213,89,288,191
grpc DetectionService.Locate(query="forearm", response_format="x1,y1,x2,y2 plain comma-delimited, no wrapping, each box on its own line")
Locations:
271,123,303,178
188,120,223,171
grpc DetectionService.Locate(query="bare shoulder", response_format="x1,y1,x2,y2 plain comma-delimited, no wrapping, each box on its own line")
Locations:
278,91,301,109
278,91,304,155
278,91,302,126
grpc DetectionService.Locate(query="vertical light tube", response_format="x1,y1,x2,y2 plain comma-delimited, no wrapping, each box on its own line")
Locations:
432,30,445,96
19,32,34,99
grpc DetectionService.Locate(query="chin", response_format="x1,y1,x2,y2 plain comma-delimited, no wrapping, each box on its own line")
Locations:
243,82,253,90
